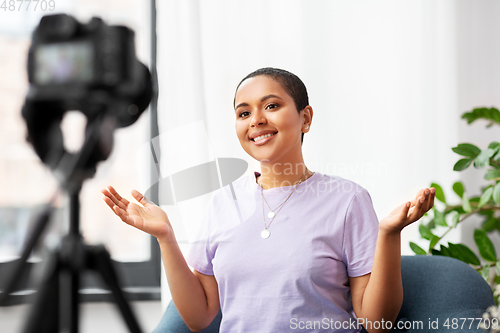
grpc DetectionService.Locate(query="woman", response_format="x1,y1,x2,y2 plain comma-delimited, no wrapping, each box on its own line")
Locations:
102,68,435,333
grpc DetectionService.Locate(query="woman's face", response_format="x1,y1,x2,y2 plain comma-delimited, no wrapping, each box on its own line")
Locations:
234,75,305,164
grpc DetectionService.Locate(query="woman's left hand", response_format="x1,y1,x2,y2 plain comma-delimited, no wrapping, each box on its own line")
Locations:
379,187,436,234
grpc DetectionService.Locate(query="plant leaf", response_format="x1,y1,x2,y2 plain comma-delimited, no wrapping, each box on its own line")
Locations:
454,158,473,171
482,217,500,232
447,242,464,261
489,142,500,150
431,249,443,256
429,235,440,251
430,183,446,203
478,210,494,217
440,244,451,257
449,211,460,228
489,142,500,160
426,219,436,230
480,265,490,280
493,182,500,204
462,192,472,213
474,148,495,168
433,209,447,227
454,243,481,265
419,224,435,241
409,242,426,255
474,229,497,262
462,107,500,126
493,108,500,122
452,143,482,157
496,261,500,276
486,169,500,180
452,181,465,198
479,186,494,208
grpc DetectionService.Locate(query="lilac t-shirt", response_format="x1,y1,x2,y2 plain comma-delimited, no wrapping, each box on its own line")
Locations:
187,171,379,333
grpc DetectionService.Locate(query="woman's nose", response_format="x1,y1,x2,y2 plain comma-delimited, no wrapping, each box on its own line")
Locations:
250,110,267,127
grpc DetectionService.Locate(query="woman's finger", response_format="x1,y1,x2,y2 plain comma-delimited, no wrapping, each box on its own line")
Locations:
402,202,418,228
429,187,436,209
102,188,128,210
113,205,134,225
103,196,119,214
101,188,119,205
421,188,434,213
410,188,425,207
400,201,411,221
108,186,130,206
408,195,425,223
423,188,436,214
131,190,150,207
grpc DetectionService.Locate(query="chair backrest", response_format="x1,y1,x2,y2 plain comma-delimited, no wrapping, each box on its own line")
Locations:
388,255,495,333
153,255,495,333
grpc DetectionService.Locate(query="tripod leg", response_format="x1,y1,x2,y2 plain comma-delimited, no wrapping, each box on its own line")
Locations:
86,245,143,333
0,204,53,306
21,251,60,333
59,233,84,333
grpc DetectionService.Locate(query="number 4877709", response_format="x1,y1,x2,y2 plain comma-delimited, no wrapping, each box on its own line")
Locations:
1,0,55,11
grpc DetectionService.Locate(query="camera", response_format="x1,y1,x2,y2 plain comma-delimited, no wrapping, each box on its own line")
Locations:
25,13,152,126
22,14,153,184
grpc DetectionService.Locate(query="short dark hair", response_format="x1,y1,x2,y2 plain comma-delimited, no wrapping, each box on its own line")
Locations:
234,67,309,144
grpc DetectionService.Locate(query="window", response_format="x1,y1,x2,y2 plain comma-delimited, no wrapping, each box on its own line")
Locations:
0,0,160,303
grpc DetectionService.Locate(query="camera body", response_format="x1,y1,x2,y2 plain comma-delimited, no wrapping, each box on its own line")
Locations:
25,14,150,126
22,14,152,186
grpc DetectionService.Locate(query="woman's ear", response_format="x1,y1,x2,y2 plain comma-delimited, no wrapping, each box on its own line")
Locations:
302,106,313,132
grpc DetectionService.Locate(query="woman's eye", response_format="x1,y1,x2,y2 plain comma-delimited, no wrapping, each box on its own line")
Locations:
238,111,250,118
266,103,279,110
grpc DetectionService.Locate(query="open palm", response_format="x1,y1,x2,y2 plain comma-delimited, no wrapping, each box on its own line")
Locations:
102,186,173,241
380,187,435,233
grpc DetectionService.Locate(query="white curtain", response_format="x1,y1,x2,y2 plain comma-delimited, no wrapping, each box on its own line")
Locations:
154,0,496,308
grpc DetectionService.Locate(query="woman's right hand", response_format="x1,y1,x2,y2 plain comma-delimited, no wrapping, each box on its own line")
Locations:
102,186,174,242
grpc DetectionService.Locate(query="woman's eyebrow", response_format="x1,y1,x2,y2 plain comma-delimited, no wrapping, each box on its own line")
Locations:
261,94,283,102
235,102,249,111
235,94,284,111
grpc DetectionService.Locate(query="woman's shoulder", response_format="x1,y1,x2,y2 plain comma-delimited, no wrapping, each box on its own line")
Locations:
306,172,370,198
208,172,256,205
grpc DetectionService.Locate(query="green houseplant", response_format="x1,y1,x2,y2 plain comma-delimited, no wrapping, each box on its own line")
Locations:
410,107,500,300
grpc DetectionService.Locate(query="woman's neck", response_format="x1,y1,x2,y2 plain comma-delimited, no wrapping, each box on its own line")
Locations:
256,162,313,189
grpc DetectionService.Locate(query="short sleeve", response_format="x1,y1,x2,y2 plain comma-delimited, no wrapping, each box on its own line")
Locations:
342,188,379,277
185,197,216,276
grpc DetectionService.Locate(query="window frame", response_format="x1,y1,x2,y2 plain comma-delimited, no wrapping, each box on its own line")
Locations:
0,0,161,305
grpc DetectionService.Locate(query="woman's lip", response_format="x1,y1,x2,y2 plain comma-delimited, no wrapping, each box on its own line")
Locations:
252,133,276,146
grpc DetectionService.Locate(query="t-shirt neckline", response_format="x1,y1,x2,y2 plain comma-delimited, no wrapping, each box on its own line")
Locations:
253,171,319,192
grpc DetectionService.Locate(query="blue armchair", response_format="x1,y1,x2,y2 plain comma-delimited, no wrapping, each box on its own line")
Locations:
153,255,495,332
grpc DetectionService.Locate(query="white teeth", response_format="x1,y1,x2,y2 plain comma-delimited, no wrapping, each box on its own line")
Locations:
254,133,276,141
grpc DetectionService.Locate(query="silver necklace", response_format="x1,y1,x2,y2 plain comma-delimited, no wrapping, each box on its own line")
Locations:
258,172,306,239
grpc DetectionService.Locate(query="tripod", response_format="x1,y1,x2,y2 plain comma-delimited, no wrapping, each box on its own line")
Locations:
24,191,143,333
0,116,144,333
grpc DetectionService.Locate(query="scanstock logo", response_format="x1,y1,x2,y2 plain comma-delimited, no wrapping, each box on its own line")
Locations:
144,158,248,204
137,121,248,205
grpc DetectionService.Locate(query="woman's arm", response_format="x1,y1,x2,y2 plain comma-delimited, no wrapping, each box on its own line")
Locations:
350,187,435,333
102,186,220,332
158,238,220,332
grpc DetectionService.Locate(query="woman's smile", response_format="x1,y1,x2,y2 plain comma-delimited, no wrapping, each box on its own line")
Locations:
250,130,278,145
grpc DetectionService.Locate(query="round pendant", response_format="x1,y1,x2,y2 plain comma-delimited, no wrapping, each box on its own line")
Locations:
267,211,275,218
261,229,271,239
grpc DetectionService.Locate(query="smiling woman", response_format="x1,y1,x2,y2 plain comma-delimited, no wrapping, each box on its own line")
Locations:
234,71,313,192
104,67,436,333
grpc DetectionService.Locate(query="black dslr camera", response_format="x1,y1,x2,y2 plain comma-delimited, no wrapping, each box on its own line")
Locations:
22,14,152,187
